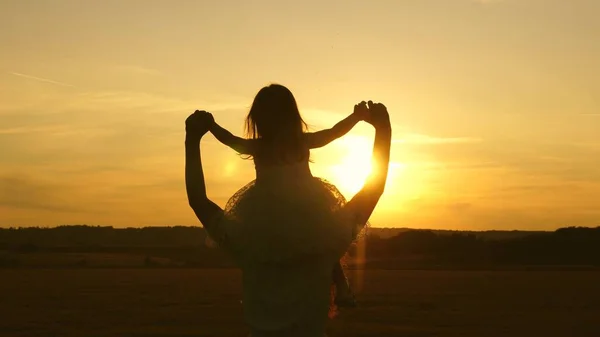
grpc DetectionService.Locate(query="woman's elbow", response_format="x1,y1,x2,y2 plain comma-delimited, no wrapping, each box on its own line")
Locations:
363,177,387,196
375,181,387,196
187,196,207,212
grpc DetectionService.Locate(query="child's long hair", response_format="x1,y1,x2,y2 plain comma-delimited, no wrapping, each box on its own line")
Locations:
244,84,309,165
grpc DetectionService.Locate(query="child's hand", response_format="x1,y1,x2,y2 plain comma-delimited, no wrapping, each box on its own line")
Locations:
196,110,215,130
205,111,215,129
353,101,369,121
185,110,214,137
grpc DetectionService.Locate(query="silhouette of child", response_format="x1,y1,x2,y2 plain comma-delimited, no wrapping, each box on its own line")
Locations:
203,85,369,308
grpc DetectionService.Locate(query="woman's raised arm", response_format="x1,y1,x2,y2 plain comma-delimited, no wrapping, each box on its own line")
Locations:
343,101,392,231
185,111,224,226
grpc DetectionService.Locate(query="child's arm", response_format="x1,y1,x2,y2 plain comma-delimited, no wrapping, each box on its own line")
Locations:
210,121,255,155
305,101,368,149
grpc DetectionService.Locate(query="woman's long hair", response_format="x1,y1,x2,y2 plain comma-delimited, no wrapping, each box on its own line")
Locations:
244,84,309,165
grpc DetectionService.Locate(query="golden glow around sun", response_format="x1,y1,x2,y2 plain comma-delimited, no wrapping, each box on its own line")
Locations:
329,137,373,196
327,135,406,198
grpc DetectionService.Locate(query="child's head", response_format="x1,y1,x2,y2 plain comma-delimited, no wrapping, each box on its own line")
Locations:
245,84,309,163
245,84,307,140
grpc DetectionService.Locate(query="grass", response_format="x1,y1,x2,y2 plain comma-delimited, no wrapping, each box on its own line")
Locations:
1,269,599,336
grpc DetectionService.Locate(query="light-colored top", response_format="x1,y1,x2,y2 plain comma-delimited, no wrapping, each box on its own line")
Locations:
206,163,361,337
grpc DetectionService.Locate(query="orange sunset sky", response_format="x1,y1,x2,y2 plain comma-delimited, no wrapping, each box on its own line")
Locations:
1,0,599,230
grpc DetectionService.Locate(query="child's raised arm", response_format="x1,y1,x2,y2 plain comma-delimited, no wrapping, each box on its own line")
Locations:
305,101,368,149
210,120,255,155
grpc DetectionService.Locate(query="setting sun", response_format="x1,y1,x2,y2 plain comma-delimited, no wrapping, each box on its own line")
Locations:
328,136,374,196
325,135,406,200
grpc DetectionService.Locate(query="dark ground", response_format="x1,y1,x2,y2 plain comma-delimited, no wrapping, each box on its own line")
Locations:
1,269,599,337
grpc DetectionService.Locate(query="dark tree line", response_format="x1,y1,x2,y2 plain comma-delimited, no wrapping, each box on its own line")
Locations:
1,225,599,268
0,225,207,249
361,226,600,268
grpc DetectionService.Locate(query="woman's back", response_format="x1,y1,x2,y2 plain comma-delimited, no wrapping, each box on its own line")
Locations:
243,256,334,337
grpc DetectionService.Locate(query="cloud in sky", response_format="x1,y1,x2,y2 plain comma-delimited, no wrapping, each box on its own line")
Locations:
395,196,600,231
0,125,73,135
9,72,74,87
0,174,86,213
471,0,503,4
394,134,481,145
113,65,162,76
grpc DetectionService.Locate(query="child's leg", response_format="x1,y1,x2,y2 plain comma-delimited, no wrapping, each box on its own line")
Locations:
332,260,356,307
331,261,347,287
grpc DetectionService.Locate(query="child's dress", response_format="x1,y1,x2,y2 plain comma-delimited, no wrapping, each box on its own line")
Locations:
205,160,367,263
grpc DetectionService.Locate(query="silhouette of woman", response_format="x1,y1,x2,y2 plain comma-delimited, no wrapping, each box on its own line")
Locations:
185,86,392,337
204,84,370,307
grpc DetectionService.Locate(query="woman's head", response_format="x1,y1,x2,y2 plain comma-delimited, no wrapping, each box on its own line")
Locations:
245,84,309,163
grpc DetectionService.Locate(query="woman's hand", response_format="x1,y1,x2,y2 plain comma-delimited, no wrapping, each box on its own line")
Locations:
185,110,214,140
366,101,390,130
342,100,392,237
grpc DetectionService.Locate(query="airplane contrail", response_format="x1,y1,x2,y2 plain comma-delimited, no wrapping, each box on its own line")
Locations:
9,72,74,87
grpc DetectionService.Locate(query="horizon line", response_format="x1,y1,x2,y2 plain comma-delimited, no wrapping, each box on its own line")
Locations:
2,224,597,232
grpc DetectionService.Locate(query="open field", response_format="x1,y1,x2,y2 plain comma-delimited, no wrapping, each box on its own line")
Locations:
1,269,599,337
